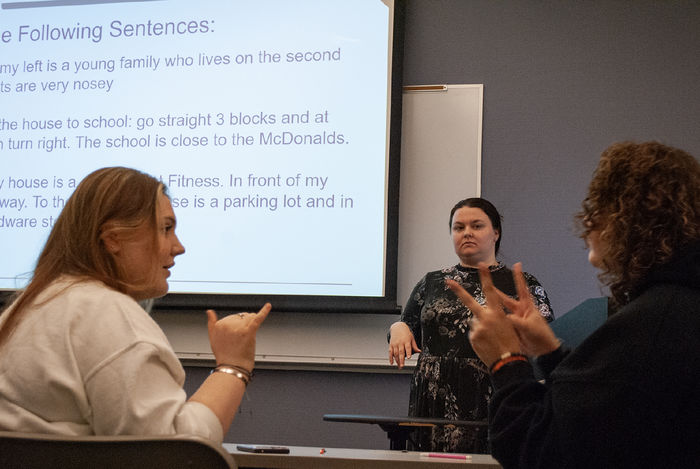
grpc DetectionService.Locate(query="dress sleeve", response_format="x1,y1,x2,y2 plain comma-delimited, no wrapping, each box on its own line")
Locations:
397,275,427,345
84,341,223,444
523,272,555,322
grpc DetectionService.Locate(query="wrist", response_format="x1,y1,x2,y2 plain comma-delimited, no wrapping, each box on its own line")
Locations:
210,364,253,386
488,352,528,374
389,321,405,339
215,358,254,372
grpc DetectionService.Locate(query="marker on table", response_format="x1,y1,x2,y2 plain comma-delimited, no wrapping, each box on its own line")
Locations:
420,452,472,460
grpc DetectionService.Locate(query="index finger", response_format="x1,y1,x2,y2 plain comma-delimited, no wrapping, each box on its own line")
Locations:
511,262,533,305
445,278,484,319
477,263,505,315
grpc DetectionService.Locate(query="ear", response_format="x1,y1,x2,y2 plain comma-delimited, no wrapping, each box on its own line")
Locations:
494,229,500,242
101,230,121,255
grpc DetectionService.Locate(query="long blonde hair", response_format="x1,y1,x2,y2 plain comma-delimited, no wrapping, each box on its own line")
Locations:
0,167,164,347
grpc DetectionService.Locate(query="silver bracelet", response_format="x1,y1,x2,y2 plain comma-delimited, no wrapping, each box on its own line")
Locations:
210,365,251,386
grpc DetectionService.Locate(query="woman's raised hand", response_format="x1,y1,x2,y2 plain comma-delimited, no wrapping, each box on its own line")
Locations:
206,303,271,372
445,264,521,366
446,263,560,365
498,263,560,357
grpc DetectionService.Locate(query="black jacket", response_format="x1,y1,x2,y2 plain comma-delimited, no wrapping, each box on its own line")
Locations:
488,241,700,469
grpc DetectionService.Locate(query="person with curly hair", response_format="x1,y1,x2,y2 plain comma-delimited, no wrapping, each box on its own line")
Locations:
447,141,700,468
387,197,554,454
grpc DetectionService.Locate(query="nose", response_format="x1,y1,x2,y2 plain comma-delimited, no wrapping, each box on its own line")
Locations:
173,234,185,256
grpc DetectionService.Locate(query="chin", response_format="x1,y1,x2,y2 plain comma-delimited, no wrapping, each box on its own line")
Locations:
132,284,169,301
152,284,169,299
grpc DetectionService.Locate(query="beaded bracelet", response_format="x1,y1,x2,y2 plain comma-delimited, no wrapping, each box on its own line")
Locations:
488,352,528,374
210,364,253,386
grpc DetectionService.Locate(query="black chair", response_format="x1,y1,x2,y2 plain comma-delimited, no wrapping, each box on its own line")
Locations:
0,431,236,469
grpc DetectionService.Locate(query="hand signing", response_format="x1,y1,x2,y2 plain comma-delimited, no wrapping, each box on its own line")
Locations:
446,263,560,367
206,303,271,372
445,264,521,366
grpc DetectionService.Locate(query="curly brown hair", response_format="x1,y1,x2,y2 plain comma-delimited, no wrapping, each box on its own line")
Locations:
575,141,700,306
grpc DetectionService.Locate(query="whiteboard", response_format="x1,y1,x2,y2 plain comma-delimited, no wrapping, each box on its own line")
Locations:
396,84,483,303
155,84,483,370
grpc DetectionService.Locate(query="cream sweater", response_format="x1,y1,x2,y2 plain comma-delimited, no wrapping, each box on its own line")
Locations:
0,277,222,443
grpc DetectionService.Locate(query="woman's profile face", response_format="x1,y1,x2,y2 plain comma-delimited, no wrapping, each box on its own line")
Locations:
451,206,499,268
109,193,186,300
586,230,606,269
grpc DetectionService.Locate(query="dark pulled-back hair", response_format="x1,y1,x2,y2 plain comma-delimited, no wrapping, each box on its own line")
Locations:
449,197,503,255
576,141,700,305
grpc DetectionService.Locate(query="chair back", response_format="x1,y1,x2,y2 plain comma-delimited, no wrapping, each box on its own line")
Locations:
550,297,608,349
0,431,236,469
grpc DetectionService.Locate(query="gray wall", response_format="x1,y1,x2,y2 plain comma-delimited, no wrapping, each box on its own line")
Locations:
185,367,411,448
182,0,700,449
402,0,700,315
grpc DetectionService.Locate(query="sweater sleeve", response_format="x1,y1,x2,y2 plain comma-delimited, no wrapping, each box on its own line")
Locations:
83,341,223,444
67,287,224,443
486,284,700,469
533,346,569,380
487,361,566,469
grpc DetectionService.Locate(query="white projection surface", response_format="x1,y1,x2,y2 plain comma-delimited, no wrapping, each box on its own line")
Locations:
0,0,399,305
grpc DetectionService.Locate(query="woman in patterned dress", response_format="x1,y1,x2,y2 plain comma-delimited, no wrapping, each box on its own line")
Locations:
388,197,553,454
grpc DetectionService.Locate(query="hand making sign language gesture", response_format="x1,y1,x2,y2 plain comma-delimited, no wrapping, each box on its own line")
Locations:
445,262,560,368
206,304,272,373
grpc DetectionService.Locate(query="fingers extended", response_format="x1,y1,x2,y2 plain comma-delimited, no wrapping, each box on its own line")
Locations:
478,263,503,313
512,262,532,303
445,278,484,318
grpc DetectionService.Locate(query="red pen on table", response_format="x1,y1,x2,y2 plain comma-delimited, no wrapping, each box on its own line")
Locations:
420,452,472,460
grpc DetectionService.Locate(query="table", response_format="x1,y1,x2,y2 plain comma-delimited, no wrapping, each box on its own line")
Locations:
323,414,488,450
226,444,502,469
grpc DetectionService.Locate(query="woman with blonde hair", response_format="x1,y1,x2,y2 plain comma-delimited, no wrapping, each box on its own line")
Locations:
448,141,700,468
0,167,269,444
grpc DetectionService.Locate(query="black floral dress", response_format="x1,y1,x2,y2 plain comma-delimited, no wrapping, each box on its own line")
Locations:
399,262,554,453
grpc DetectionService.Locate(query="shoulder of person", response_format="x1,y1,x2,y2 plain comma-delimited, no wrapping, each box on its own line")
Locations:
55,277,166,343
59,278,139,312
620,282,700,326
422,265,463,284
520,270,542,285
412,267,447,285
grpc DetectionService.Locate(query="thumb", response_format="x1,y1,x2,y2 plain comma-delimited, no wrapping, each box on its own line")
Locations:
252,303,272,326
206,309,218,337
411,337,422,353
